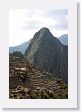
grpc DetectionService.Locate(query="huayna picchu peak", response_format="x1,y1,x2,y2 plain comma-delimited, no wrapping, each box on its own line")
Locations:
9,27,68,99
25,27,68,84
33,27,56,40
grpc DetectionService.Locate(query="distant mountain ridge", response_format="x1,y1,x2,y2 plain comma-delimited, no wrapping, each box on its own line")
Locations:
9,34,68,54
25,27,68,84
9,40,31,54
58,34,68,45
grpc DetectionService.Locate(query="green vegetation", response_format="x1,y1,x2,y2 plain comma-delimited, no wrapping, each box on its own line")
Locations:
9,86,68,99
13,51,24,59
9,54,68,99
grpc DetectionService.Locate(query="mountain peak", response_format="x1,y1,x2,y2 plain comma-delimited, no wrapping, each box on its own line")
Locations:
59,34,68,45
25,28,68,84
33,27,54,40
39,27,50,32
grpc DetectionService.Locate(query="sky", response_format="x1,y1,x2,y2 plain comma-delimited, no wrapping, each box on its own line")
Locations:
9,9,68,47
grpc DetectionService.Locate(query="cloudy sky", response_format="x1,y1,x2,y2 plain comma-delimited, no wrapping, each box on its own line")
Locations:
9,9,68,47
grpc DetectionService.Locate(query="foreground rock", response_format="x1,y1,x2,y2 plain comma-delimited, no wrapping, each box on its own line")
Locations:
9,53,68,99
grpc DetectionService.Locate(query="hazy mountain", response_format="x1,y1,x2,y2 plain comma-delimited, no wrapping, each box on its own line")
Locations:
25,27,68,84
9,40,31,54
58,34,68,45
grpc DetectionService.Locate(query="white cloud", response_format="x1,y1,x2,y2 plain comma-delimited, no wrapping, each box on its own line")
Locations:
9,9,68,46
51,28,68,38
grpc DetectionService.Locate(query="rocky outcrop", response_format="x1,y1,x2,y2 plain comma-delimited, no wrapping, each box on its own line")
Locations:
9,54,68,99
25,27,68,84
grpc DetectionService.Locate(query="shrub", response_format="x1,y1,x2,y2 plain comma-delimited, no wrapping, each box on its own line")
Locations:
30,91,39,99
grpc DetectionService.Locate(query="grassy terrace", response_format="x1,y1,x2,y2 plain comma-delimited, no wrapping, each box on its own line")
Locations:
9,54,68,99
